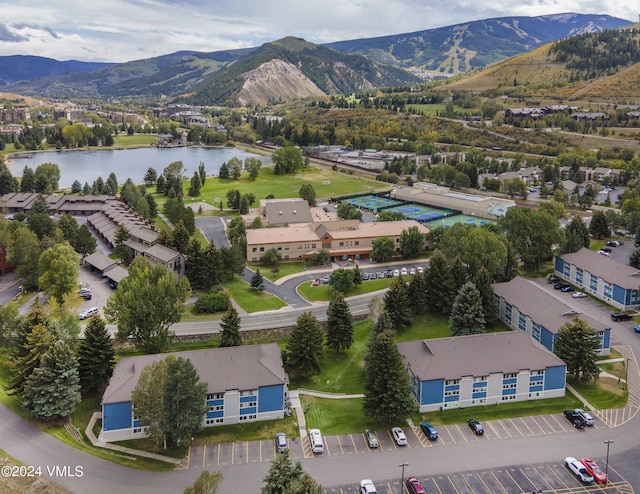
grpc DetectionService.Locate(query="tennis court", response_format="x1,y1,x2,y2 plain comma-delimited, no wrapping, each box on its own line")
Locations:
427,214,496,227
384,204,450,222
342,195,402,211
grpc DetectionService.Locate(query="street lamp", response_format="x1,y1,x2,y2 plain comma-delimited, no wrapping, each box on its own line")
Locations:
398,462,408,494
604,439,614,486
625,357,630,391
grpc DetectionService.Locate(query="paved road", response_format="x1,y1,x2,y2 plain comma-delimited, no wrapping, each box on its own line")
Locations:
195,216,230,249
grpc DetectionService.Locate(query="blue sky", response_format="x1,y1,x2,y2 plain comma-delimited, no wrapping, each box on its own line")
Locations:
0,0,635,62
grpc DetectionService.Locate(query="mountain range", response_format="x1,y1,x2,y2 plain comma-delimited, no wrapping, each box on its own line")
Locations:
0,13,632,106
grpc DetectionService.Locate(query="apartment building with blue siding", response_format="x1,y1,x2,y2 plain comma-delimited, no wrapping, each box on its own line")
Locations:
100,344,287,442
493,276,611,356
555,248,640,311
396,332,566,413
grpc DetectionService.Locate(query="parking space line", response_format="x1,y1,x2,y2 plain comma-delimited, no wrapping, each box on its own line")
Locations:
503,468,527,493
539,414,562,433
430,477,444,494
445,475,461,494
492,420,510,439
515,417,535,437
486,421,502,439
519,466,548,492
202,444,206,468
231,442,234,465
335,435,345,455
413,426,431,447
488,471,509,493
349,434,359,454
184,447,191,469
374,431,384,451
453,424,469,443
386,430,398,450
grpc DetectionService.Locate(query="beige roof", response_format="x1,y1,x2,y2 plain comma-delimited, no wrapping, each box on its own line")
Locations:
84,251,117,272
102,344,286,404
247,220,429,245
396,331,566,382
145,243,180,263
103,265,129,283
265,198,313,225
559,248,640,290
492,276,609,334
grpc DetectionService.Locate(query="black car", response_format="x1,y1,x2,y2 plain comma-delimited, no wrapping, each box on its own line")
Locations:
564,409,586,429
554,282,570,290
467,418,484,435
611,312,633,321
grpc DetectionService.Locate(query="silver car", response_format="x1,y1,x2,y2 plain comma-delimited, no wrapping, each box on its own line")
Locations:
574,408,595,426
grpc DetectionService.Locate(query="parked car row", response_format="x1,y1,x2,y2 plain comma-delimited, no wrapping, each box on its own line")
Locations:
563,408,595,429
312,266,425,286
564,456,608,484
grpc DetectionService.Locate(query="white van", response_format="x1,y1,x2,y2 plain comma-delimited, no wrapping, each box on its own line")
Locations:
309,429,324,454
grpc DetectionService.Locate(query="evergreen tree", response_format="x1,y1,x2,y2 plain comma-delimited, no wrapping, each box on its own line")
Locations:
20,165,35,192
188,172,201,197
219,306,242,347
155,174,166,194
589,211,610,239
82,182,91,195
554,317,601,382
450,255,469,291
7,321,52,396
473,267,497,325
383,278,412,331
262,450,303,494
250,269,265,290
425,251,455,314
298,184,317,207
362,330,414,423
164,357,208,446
285,312,323,377
105,172,118,195
449,281,486,336
565,217,590,249
352,265,363,287
77,317,115,394
113,225,131,262
172,220,191,254
143,167,158,187
22,337,81,419
239,194,249,214
325,293,354,353
218,162,230,179
69,180,81,194
407,272,428,314
630,247,640,269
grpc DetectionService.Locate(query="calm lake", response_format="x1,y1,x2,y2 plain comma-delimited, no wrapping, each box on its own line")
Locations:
7,146,270,189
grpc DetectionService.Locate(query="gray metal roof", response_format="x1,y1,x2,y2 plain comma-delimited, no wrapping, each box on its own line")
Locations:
83,251,117,272
559,248,640,290
103,344,286,405
396,331,565,382
103,265,129,283
265,198,313,225
492,276,609,334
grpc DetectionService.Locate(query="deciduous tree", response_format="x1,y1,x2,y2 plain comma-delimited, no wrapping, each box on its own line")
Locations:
272,146,303,175
184,471,223,494
371,236,395,263
399,226,425,259
328,268,354,294
298,184,317,207
105,257,191,354
38,242,79,302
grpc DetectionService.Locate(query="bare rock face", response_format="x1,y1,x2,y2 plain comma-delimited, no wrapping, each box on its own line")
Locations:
236,59,325,106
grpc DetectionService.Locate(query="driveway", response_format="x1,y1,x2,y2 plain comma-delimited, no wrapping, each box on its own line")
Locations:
195,216,229,249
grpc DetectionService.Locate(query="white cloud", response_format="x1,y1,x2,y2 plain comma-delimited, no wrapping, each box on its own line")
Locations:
0,0,634,62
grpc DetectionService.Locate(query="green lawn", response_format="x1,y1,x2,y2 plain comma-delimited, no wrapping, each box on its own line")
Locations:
568,375,628,409
251,262,309,282
301,396,392,434
298,278,391,302
225,276,287,313
112,134,160,148
192,415,299,445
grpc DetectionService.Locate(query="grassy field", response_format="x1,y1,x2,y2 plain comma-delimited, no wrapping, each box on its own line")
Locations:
176,165,380,206
224,276,287,312
250,262,310,282
112,134,159,148
297,278,390,302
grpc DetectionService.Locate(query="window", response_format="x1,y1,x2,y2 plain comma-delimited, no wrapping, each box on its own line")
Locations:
445,379,460,386
206,418,224,425
259,247,264,252
529,379,543,387
339,242,344,247
208,405,224,412
473,376,488,383
471,398,487,405
133,427,143,434
239,414,257,421
502,382,517,389
207,393,223,400
531,370,544,376
239,401,257,408
501,395,516,401
444,389,459,397
504,373,517,379
240,389,257,397
252,247,257,252
473,386,487,394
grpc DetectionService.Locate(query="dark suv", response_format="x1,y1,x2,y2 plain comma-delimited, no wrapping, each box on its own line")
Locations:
564,409,586,429
611,313,633,321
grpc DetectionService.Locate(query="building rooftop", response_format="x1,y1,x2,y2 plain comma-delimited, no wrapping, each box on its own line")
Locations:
264,198,313,225
103,344,286,404
492,276,610,334
559,248,640,290
396,331,566,382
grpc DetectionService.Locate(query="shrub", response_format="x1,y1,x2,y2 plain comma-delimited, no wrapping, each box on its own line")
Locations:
194,292,230,314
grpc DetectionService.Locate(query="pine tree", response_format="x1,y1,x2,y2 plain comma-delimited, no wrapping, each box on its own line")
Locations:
473,267,497,325
565,217,590,249
362,330,414,423
383,279,412,331
7,320,52,396
449,281,486,336
450,255,469,290
250,269,265,290
219,307,242,347
425,251,455,314
285,312,323,377
262,450,303,494
77,317,115,394
189,172,201,197
22,338,81,419
630,247,640,269
326,293,354,353
218,162,230,179
407,272,428,314
554,317,601,382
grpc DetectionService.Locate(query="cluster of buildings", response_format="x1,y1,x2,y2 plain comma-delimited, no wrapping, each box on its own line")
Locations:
0,192,184,284
504,105,618,121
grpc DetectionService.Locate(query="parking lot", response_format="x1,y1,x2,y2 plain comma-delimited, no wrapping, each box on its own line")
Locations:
76,263,116,319
183,412,614,469
323,462,633,493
